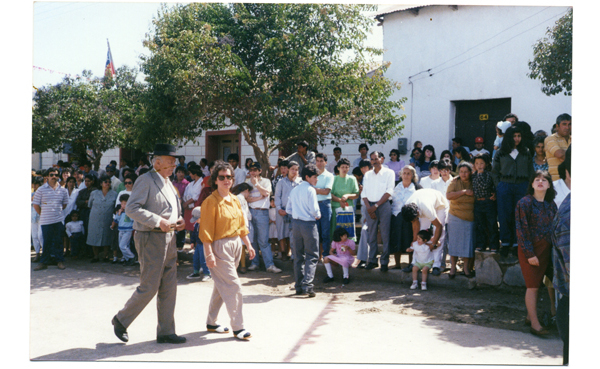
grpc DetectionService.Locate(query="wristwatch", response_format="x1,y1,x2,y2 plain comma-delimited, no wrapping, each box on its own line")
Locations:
374,203,379,208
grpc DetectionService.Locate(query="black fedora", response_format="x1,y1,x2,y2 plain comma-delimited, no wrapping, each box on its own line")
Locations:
149,143,183,159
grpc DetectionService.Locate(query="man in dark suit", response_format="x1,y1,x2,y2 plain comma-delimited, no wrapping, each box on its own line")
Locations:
112,144,187,344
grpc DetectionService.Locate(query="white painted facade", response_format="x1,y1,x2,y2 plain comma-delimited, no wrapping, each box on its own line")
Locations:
375,4,572,163
33,5,572,172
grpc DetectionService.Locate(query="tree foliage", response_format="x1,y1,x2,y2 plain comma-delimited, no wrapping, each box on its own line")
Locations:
32,67,144,170
528,8,572,96
139,3,406,171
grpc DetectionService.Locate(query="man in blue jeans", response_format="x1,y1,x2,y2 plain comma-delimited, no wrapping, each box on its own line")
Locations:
32,167,69,271
287,164,321,297
246,162,281,273
314,153,334,258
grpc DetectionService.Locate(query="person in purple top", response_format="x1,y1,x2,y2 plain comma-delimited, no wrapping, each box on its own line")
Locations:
385,149,405,185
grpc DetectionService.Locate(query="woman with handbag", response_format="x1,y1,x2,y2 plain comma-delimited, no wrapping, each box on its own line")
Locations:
330,158,360,238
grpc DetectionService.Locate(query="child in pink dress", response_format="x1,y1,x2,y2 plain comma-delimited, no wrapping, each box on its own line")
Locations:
323,227,356,285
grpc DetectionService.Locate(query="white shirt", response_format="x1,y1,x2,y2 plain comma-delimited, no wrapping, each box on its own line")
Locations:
183,178,202,209
553,179,571,208
326,158,340,174
246,176,272,209
156,174,179,224
62,187,80,222
391,182,416,216
405,189,449,222
410,241,434,264
360,167,395,202
236,194,251,225
65,220,85,237
420,176,447,195
471,148,490,157
110,175,122,192
234,167,246,186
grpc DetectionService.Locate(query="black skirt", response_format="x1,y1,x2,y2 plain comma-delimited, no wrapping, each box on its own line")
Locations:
389,213,413,254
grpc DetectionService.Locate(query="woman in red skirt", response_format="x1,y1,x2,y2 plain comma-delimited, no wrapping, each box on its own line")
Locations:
515,170,557,336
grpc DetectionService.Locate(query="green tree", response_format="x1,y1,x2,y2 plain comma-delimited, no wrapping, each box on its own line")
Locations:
139,3,406,173
32,66,144,170
528,8,572,96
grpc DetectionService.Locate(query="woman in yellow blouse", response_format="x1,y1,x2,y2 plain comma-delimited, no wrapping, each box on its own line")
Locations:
446,161,476,278
199,161,256,340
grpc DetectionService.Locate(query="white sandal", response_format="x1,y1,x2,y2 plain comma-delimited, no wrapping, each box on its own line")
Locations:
233,329,252,340
207,324,229,333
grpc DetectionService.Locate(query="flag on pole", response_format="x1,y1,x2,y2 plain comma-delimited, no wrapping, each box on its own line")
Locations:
105,39,116,79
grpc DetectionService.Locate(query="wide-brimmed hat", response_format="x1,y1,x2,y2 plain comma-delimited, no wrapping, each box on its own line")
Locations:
149,143,183,159
191,206,201,224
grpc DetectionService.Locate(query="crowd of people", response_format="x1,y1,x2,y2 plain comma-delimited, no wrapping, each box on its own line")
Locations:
31,113,570,353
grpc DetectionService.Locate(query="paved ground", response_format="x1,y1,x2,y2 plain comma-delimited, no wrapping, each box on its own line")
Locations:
29,255,564,365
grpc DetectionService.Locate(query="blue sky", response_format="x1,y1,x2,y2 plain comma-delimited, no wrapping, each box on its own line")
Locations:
31,1,384,89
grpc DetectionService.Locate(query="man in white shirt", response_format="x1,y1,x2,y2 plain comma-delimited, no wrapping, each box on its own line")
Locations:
246,162,281,273
326,147,342,174
199,158,211,178
361,151,395,272
314,153,334,258
470,137,490,158
227,153,247,186
401,189,449,276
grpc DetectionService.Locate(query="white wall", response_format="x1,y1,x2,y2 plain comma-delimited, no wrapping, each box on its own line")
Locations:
381,5,572,163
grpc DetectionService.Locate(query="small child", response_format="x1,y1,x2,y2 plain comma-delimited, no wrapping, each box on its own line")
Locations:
65,210,85,259
187,206,211,282
110,194,137,266
268,197,279,258
472,154,499,252
323,227,356,284
406,229,434,290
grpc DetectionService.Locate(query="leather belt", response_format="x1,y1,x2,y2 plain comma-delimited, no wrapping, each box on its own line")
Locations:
150,228,175,233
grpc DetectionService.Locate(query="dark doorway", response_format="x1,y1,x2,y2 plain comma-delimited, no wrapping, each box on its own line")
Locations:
454,98,511,154
205,130,241,163
120,147,147,168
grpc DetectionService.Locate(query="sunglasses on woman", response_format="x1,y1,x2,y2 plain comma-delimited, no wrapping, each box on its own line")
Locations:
217,175,233,181
124,181,133,185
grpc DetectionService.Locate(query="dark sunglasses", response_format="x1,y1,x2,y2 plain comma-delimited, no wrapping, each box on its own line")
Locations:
124,181,133,185
217,175,233,181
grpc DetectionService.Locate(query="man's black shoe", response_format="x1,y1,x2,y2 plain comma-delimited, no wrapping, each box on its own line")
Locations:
365,262,378,270
356,260,366,269
112,315,129,343
322,276,335,283
380,265,388,272
157,334,187,344
402,265,413,273
431,267,441,276
307,290,316,298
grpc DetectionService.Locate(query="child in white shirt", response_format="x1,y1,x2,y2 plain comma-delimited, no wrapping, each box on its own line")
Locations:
65,210,85,259
406,229,435,290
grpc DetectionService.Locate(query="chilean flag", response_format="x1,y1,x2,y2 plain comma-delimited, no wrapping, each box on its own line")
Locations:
105,39,116,79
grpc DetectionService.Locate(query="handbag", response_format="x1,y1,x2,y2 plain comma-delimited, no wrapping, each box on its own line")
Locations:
335,206,355,238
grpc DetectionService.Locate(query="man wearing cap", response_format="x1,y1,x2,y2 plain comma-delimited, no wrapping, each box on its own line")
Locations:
245,162,282,273
470,137,489,157
112,143,187,344
285,140,316,174
105,164,122,192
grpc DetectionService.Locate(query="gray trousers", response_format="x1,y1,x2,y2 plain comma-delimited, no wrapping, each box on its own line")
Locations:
365,201,391,265
206,236,245,331
116,231,177,336
291,219,319,293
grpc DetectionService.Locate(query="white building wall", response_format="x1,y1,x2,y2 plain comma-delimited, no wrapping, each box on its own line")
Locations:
381,5,572,163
